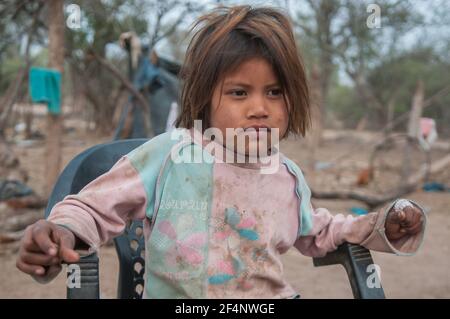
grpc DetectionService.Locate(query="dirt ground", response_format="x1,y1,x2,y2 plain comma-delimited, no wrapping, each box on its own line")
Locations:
0,115,449,298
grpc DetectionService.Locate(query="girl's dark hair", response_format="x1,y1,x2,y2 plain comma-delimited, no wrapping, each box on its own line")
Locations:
175,5,310,136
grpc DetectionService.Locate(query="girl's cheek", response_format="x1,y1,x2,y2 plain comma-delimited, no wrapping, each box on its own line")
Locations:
277,112,289,129
279,120,289,139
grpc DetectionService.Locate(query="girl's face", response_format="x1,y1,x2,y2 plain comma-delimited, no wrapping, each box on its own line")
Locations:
210,57,289,156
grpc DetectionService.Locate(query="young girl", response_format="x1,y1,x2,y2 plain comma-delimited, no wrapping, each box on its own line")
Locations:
17,5,426,299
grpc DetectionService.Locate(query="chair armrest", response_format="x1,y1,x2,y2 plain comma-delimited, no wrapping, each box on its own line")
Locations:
313,242,385,299
43,139,148,299
66,253,100,299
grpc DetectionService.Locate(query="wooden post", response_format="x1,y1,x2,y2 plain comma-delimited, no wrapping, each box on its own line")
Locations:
45,0,64,196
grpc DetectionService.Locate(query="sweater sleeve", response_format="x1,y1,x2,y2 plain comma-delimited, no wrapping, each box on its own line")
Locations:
293,199,427,257
47,156,148,253
286,161,427,258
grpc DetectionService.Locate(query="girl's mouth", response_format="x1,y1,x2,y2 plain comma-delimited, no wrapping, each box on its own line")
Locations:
242,126,271,139
244,125,271,132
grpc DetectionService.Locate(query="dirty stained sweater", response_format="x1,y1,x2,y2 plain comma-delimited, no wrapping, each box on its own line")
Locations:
47,129,426,298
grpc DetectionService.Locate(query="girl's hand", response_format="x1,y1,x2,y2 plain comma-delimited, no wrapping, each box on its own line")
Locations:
16,220,80,282
385,200,424,241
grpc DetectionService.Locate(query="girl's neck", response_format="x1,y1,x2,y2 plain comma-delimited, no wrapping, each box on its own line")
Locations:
188,127,280,171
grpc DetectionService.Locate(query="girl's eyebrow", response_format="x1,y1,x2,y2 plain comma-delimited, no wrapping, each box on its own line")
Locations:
223,81,280,88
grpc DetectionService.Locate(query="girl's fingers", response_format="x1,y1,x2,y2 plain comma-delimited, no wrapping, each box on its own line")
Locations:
53,227,79,263
32,222,58,256
60,246,80,263
404,220,423,235
31,264,63,284
22,226,44,253
387,210,405,224
21,251,60,266
46,264,63,279
401,207,422,227
16,260,47,276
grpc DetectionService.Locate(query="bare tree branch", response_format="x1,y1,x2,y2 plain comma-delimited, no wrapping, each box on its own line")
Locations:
0,3,43,135
311,184,417,210
383,84,450,133
423,85,450,108
90,51,153,137
152,9,188,46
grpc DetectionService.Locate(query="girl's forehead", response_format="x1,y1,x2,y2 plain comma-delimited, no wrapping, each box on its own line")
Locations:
219,57,279,82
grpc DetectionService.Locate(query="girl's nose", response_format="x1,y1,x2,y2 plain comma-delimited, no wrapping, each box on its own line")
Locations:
247,95,269,119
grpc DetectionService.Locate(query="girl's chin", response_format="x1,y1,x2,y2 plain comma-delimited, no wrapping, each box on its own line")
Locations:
235,142,272,158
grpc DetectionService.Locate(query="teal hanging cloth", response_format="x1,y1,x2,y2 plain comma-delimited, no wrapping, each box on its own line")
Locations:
29,67,61,114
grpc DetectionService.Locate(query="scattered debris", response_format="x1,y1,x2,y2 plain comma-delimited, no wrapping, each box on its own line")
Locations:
423,182,449,192
314,161,334,170
355,167,373,186
0,180,33,201
311,183,417,210
4,194,47,209
0,230,25,244
0,181,46,247
350,207,369,215
2,209,42,232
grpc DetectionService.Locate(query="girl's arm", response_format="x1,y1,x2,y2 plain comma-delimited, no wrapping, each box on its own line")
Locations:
47,155,148,253
293,200,426,258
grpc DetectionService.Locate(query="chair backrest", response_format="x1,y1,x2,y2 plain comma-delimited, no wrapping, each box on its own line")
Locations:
45,139,148,299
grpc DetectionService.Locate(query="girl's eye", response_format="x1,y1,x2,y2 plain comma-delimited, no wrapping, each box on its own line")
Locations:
268,88,282,97
229,90,247,97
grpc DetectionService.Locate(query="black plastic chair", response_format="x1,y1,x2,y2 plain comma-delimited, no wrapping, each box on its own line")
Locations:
44,139,385,299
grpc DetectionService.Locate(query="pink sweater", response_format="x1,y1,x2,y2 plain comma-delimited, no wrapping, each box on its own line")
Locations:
47,129,427,298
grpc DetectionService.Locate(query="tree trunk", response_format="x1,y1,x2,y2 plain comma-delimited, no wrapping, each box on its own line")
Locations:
401,80,425,184
84,82,113,135
384,95,397,137
24,101,33,139
0,64,28,138
0,3,40,187
307,64,323,176
318,51,333,138
45,0,64,197
355,115,368,131
70,64,86,115
407,80,424,138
